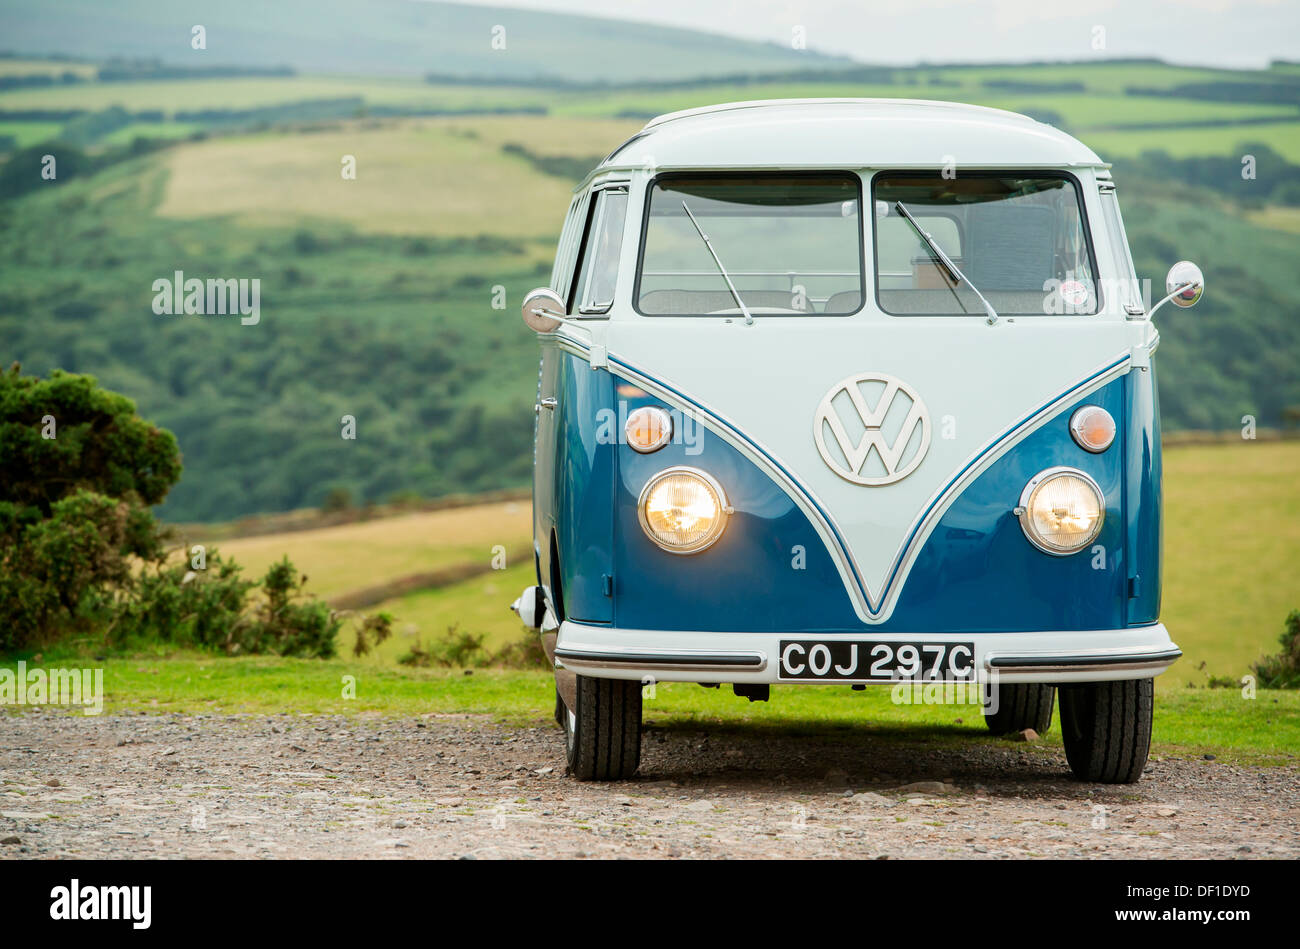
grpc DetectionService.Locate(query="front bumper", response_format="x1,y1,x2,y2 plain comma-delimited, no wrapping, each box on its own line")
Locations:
554,621,1180,685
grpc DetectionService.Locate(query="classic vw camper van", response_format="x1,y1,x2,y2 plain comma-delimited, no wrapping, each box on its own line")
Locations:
511,100,1204,784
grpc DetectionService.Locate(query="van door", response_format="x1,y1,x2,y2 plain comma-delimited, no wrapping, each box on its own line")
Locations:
540,186,627,624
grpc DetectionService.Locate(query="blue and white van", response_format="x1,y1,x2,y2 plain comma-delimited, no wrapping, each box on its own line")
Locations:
511,99,1203,783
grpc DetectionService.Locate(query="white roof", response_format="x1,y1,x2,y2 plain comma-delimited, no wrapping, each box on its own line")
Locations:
600,98,1104,174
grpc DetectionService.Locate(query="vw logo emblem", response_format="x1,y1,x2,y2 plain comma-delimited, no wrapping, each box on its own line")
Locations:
813,373,931,486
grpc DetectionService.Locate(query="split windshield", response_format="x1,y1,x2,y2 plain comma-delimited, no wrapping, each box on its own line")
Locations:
873,173,1099,315
636,174,864,316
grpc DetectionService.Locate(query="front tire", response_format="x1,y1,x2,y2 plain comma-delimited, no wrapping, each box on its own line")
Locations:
1059,678,1153,784
563,674,641,781
984,683,1055,735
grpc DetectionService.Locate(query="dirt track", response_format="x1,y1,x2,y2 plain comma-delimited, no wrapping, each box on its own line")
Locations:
2,710,1296,859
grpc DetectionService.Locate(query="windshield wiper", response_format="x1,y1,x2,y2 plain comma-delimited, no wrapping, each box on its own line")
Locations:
680,200,754,325
895,201,1000,325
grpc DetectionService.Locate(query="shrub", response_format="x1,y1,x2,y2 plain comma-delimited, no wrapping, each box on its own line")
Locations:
0,490,148,649
238,557,341,658
1253,610,1300,689
115,553,255,651
0,364,181,516
352,611,394,658
490,630,548,668
321,486,353,513
0,365,345,659
399,624,486,668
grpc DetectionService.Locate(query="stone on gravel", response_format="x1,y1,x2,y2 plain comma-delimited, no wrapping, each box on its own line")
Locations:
886,781,951,795
849,792,891,806
1011,729,1039,742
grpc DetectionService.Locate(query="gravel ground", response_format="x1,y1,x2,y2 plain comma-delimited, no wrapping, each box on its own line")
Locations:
2,709,1296,859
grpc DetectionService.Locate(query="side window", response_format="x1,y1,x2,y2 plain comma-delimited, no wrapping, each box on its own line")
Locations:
550,195,585,295
1099,189,1142,312
570,187,628,315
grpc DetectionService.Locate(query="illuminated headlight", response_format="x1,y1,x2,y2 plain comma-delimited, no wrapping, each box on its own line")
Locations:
1069,405,1116,453
625,406,673,453
638,467,731,553
1015,467,1105,556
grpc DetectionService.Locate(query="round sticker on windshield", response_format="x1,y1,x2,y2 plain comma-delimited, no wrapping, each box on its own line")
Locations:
1060,280,1089,307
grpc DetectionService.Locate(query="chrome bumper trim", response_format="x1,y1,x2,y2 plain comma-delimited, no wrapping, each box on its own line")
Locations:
985,647,1182,676
554,646,767,672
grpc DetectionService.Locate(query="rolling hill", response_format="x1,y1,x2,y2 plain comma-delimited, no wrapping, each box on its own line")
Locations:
0,0,855,82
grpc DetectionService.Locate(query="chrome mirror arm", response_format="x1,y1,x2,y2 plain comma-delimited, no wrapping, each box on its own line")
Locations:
1145,281,1200,321
527,307,590,333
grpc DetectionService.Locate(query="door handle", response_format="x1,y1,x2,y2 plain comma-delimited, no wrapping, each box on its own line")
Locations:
535,397,558,414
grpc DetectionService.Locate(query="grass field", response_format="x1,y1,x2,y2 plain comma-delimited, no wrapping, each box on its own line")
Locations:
0,76,548,113
1082,121,1300,161
1163,441,1300,685
0,120,65,147
1245,205,1300,233
5,656,1295,764
99,120,203,145
196,499,531,600
343,561,538,662
554,84,1300,129
0,58,96,79
153,117,637,236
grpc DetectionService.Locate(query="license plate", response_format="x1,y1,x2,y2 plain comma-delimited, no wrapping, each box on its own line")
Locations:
777,640,976,681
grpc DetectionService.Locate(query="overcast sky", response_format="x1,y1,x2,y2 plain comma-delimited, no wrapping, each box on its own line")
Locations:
446,0,1300,69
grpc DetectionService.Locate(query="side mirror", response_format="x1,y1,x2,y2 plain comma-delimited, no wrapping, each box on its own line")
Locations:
1147,260,1204,319
521,287,567,333
1166,260,1204,308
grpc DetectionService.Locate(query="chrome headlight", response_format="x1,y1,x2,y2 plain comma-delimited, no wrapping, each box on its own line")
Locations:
1016,467,1105,555
638,467,731,554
